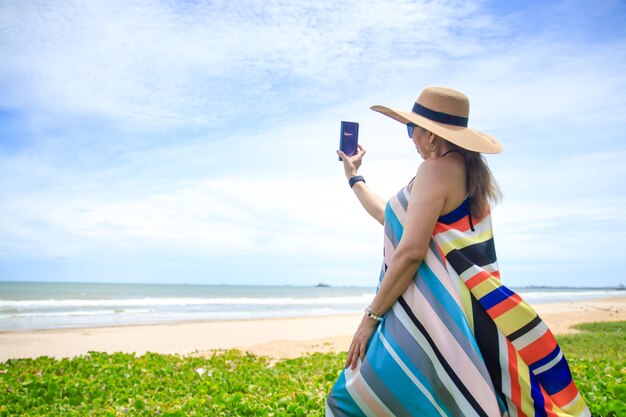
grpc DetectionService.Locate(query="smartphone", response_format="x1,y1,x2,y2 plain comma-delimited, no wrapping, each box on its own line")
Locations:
338,121,359,161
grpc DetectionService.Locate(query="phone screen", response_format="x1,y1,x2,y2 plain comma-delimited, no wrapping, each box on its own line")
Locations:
339,121,359,161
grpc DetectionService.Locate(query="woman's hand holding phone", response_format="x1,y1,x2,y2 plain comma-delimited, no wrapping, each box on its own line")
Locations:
337,144,366,179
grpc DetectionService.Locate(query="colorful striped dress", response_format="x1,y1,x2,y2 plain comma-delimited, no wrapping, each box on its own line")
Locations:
326,183,590,417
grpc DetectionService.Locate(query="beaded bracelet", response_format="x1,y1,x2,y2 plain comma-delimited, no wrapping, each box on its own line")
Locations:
364,306,384,322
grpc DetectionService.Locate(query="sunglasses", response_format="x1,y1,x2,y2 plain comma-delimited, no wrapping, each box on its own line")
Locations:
407,123,417,139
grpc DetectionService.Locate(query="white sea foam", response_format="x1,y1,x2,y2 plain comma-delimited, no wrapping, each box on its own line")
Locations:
0,295,373,310
1,291,617,311
0,308,153,319
515,289,619,300
516,290,616,297
0,282,621,331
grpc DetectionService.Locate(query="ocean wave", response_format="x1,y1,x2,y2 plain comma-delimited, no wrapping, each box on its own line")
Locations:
0,308,153,319
0,307,360,330
0,295,373,310
515,290,619,298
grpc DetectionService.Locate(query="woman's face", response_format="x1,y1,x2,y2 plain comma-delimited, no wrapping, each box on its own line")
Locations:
411,126,432,160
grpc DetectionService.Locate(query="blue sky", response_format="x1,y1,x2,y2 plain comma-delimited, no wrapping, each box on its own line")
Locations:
1,0,625,287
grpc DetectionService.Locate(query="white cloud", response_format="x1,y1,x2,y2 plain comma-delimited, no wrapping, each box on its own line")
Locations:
0,0,500,130
1,0,625,285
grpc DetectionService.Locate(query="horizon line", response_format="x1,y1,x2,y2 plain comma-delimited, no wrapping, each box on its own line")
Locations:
0,280,623,290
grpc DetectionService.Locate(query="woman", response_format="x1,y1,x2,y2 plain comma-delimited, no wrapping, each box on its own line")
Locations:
326,87,590,417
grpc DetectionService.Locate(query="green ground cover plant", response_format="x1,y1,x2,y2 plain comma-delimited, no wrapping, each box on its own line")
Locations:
556,321,625,417
1,321,624,416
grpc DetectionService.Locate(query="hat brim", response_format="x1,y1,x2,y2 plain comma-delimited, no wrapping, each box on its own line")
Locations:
370,105,503,154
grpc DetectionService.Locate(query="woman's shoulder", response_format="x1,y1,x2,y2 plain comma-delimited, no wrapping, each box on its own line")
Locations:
413,155,467,211
416,153,465,183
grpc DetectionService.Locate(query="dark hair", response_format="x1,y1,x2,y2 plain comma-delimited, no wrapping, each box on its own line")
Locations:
443,141,502,219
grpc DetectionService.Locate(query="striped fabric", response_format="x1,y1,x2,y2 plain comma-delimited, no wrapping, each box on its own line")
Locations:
326,185,590,417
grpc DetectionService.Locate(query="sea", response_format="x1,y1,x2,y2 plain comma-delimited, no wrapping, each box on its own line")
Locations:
0,281,623,331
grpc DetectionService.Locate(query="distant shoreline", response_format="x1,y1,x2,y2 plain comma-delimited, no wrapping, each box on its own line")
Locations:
0,280,624,290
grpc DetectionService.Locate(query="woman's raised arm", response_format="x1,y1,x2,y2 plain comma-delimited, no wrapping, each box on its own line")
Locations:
337,144,386,225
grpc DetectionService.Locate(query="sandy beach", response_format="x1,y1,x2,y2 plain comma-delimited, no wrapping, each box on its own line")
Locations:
1,296,624,362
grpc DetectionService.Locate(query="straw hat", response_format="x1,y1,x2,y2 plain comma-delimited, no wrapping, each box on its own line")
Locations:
371,86,503,154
